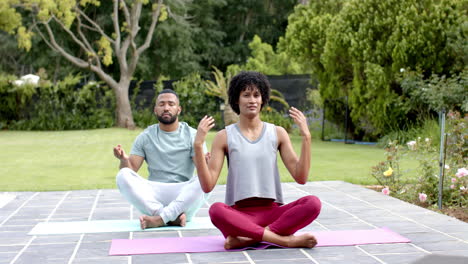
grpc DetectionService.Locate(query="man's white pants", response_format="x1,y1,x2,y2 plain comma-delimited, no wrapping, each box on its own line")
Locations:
116,168,206,224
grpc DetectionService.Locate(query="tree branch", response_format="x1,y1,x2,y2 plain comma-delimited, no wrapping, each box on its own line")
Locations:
136,0,163,55
51,15,92,56
120,0,132,28
38,21,118,89
113,0,121,51
75,7,115,44
76,15,101,68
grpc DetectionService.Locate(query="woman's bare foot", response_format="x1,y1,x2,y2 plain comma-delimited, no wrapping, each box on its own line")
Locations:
287,233,317,248
224,236,258,249
139,215,165,229
167,213,187,227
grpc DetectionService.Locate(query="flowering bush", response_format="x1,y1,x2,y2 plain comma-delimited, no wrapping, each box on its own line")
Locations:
371,140,405,191
372,111,467,208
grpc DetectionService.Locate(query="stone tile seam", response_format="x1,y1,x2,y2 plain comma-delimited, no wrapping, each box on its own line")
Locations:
0,193,39,227
242,251,255,264
67,190,102,264
313,182,468,244
288,183,389,264
355,245,386,264
9,191,71,264
299,248,320,264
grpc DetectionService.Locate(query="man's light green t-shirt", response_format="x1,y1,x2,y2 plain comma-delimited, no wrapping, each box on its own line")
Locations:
130,122,207,183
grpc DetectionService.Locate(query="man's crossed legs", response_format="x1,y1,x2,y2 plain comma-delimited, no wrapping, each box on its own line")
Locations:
116,168,207,229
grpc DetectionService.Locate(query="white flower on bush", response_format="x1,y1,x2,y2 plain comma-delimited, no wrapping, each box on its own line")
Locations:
425,138,430,142
13,74,40,86
461,186,466,191
407,140,416,150
445,164,450,170
455,168,468,178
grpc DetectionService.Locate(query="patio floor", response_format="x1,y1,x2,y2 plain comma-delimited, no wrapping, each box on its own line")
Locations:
1,181,467,264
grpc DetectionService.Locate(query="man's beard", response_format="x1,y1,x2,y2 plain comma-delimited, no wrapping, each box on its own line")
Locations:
157,112,178,124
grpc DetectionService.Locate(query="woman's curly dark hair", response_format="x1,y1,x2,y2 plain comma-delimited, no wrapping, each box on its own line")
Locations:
228,71,271,115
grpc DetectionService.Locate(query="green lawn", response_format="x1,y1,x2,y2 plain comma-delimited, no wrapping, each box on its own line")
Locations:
1,128,396,191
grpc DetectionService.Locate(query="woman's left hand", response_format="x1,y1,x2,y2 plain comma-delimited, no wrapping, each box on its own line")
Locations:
289,107,311,138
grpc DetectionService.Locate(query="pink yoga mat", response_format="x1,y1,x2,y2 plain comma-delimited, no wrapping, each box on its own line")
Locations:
109,227,410,255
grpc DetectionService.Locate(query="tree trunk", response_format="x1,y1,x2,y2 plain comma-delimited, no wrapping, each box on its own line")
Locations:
223,102,239,126
114,81,136,129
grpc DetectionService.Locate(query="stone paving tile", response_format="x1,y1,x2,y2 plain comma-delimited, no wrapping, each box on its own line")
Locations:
74,241,111,259
255,258,315,264
376,253,430,264
73,256,128,264
189,251,249,263
20,243,76,258
416,240,468,252
82,232,130,243
0,252,15,264
303,245,367,258
0,181,467,264
131,253,188,264
246,248,306,261
312,256,383,264
431,250,468,257
32,235,82,245
359,243,423,254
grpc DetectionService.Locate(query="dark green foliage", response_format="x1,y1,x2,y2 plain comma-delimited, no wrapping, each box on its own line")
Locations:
261,106,293,132
171,72,221,128
283,0,466,138
4,75,115,130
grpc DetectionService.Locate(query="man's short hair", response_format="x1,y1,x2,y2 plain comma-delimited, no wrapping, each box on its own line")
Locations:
157,89,179,103
228,71,271,114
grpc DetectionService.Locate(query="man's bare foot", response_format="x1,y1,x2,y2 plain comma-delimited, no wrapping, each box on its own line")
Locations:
224,236,258,249
139,215,165,229
287,233,317,248
167,213,187,227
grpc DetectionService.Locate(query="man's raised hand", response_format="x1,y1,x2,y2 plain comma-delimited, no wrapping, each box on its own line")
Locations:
113,144,128,160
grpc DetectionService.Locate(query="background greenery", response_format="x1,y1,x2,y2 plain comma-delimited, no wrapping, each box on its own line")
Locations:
0,129,398,192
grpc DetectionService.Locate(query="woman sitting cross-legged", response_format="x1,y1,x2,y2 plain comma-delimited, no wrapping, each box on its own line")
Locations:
193,71,321,249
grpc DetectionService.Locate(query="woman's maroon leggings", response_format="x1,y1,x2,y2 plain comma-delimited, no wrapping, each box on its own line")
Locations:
209,195,321,241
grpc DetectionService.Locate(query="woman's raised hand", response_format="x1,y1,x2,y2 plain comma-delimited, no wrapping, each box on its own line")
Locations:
289,107,311,138
195,115,215,145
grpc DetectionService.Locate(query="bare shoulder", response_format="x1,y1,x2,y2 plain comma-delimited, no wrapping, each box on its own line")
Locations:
213,129,228,148
275,125,289,142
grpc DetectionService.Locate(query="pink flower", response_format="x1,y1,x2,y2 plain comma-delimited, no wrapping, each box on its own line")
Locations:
451,178,457,183
450,184,455,189
418,193,427,202
382,187,390,195
455,168,468,178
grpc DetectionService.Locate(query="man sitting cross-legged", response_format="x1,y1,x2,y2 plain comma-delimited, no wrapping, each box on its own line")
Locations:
113,89,208,229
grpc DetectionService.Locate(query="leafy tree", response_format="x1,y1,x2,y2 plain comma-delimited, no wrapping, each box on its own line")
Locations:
0,0,183,129
210,0,298,70
228,35,310,75
283,0,466,137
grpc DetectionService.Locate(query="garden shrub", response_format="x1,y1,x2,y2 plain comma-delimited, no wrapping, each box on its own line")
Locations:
0,73,37,128
261,106,293,132
371,111,467,208
172,72,221,128
8,74,115,130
